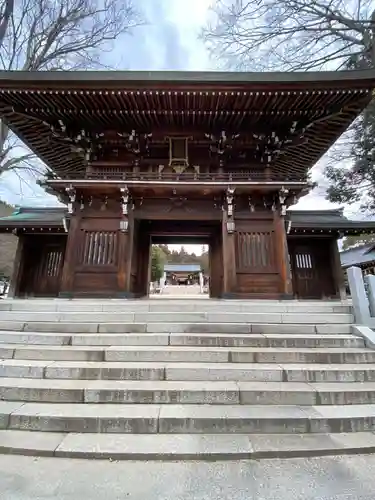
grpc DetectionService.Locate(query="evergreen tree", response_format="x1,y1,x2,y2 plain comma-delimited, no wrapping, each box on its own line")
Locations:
150,246,166,282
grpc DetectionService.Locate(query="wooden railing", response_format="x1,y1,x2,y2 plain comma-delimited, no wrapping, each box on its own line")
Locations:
85,170,306,183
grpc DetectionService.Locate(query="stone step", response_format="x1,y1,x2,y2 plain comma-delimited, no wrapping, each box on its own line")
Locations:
1,429,375,460
0,320,353,335
0,299,352,314
0,378,374,405
105,346,375,364
0,311,354,324
0,332,364,348
283,364,375,382
4,360,375,382
0,360,283,380
3,402,375,433
0,344,373,363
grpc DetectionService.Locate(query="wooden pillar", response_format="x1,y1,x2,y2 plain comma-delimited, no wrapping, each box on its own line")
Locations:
330,237,346,300
136,228,150,297
117,229,130,297
209,234,220,298
59,214,80,298
222,211,237,297
7,233,25,298
274,211,293,298
124,213,136,295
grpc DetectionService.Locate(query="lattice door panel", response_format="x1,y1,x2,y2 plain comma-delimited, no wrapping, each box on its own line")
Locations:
80,231,118,267
34,245,64,296
290,245,321,298
235,230,276,273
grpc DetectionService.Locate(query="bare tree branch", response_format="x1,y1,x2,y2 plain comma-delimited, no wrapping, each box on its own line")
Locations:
203,0,375,212
0,0,144,186
0,0,13,49
202,0,375,71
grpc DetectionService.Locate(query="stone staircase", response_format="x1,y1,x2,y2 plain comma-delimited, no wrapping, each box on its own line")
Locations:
1,298,375,460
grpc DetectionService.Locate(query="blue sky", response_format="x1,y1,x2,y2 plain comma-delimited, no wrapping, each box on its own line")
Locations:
0,0,341,229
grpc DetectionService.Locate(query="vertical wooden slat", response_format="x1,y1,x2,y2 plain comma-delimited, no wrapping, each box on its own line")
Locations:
33,244,64,296
80,231,119,266
236,230,276,273
102,232,108,265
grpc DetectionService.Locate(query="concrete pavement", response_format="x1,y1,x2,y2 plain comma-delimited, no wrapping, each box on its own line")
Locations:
0,454,374,499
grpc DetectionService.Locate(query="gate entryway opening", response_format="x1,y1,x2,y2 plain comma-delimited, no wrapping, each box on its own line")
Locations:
129,219,223,298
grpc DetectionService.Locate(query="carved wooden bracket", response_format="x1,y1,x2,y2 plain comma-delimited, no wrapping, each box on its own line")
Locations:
119,187,130,232
248,195,255,212
226,186,236,233
65,185,76,214
279,186,289,216
120,187,130,215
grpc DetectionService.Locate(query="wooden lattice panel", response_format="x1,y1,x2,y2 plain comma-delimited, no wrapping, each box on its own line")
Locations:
80,231,118,266
33,242,65,296
236,230,276,273
44,249,63,277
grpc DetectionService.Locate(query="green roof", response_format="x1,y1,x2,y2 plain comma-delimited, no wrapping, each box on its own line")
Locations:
2,206,375,236
0,207,66,227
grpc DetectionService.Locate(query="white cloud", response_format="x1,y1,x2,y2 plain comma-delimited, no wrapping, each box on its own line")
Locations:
163,0,213,70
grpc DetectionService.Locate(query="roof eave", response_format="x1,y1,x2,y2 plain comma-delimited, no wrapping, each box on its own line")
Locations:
0,69,374,90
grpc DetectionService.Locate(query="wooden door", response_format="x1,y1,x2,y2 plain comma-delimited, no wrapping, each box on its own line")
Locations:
289,239,335,299
20,238,65,297
235,220,279,296
35,244,64,296
74,217,119,295
290,245,318,298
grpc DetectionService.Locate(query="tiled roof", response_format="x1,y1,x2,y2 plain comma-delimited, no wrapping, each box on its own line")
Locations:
340,244,375,268
2,206,375,236
0,206,66,227
288,208,375,230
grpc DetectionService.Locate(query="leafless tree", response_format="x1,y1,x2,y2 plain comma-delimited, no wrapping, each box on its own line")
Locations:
0,0,143,183
202,0,375,211
202,0,375,71
0,0,13,50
